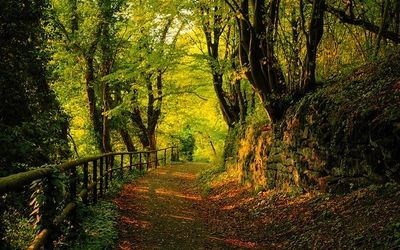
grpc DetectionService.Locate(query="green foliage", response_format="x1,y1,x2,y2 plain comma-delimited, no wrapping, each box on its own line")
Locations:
385,221,400,248
58,169,143,249
1,210,35,250
178,126,196,161
0,0,70,176
61,201,118,250
29,169,67,234
198,164,226,196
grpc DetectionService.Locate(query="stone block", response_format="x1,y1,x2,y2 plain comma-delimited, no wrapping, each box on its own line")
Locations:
267,163,277,170
276,163,287,172
286,158,295,166
302,126,309,139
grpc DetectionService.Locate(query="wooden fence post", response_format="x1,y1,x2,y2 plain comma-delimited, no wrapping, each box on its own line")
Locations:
139,152,143,171
164,148,167,166
92,160,97,204
69,166,77,229
105,156,109,190
155,151,158,168
120,154,124,178
99,157,104,197
41,175,58,249
110,155,114,181
146,152,150,170
129,153,133,171
82,162,88,205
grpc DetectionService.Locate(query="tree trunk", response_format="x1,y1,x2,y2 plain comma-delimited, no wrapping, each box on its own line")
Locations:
85,54,102,148
148,131,157,151
119,129,136,152
200,1,245,127
130,108,150,149
395,0,400,35
235,0,287,122
302,0,325,91
99,9,114,153
375,0,391,57
101,80,112,153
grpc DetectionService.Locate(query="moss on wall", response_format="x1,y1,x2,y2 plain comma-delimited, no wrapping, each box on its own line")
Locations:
225,52,400,193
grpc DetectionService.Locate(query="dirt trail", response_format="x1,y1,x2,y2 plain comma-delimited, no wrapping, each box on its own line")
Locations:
114,163,260,250
114,163,400,249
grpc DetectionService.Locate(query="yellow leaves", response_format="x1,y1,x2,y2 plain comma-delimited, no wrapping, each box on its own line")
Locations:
235,11,244,20
230,68,248,83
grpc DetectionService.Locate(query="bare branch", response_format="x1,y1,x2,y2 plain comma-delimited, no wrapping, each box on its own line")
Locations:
325,3,400,44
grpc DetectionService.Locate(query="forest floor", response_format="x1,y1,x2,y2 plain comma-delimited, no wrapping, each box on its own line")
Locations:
113,163,400,249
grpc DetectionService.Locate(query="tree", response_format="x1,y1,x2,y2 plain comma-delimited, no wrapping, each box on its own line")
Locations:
223,0,288,122
51,0,130,153
0,0,69,174
325,0,400,45
300,0,325,91
129,17,182,150
0,0,69,244
105,0,187,151
196,0,249,128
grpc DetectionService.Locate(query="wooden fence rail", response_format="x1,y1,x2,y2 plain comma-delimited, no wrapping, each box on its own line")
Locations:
0,146,179,250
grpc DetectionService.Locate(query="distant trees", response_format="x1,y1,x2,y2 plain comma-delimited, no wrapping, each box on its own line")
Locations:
105,0,186,151
52,0,129,153
51,0,191,152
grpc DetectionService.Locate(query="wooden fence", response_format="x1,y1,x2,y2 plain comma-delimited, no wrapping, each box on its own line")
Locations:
0,146,179,249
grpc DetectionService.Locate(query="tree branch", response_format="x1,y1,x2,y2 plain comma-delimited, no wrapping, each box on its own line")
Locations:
326,3,400,44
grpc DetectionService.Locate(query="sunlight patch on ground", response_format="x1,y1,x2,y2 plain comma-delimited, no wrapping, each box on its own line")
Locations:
155,188,202,201
130,186,149,193
172,171,197,180
162,214,195,221
155,169,169,175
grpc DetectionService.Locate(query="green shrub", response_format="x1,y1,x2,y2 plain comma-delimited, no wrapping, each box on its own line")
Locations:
59,169,143,249
61,201,118,250
2,210,35,250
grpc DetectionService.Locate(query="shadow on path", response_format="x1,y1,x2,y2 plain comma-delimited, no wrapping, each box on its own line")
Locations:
113,163,261,250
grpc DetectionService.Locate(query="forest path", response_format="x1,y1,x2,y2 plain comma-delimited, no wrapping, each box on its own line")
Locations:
113,162,400,249
113,163,264,249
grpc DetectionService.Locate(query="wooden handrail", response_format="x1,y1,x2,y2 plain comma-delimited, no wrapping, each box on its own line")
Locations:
0,147,179,194
0,146,179,250
0,167,53,194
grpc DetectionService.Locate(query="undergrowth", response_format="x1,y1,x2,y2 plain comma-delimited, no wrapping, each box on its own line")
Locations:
58,169,144,250
198,163,225,196
1,210,35,250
